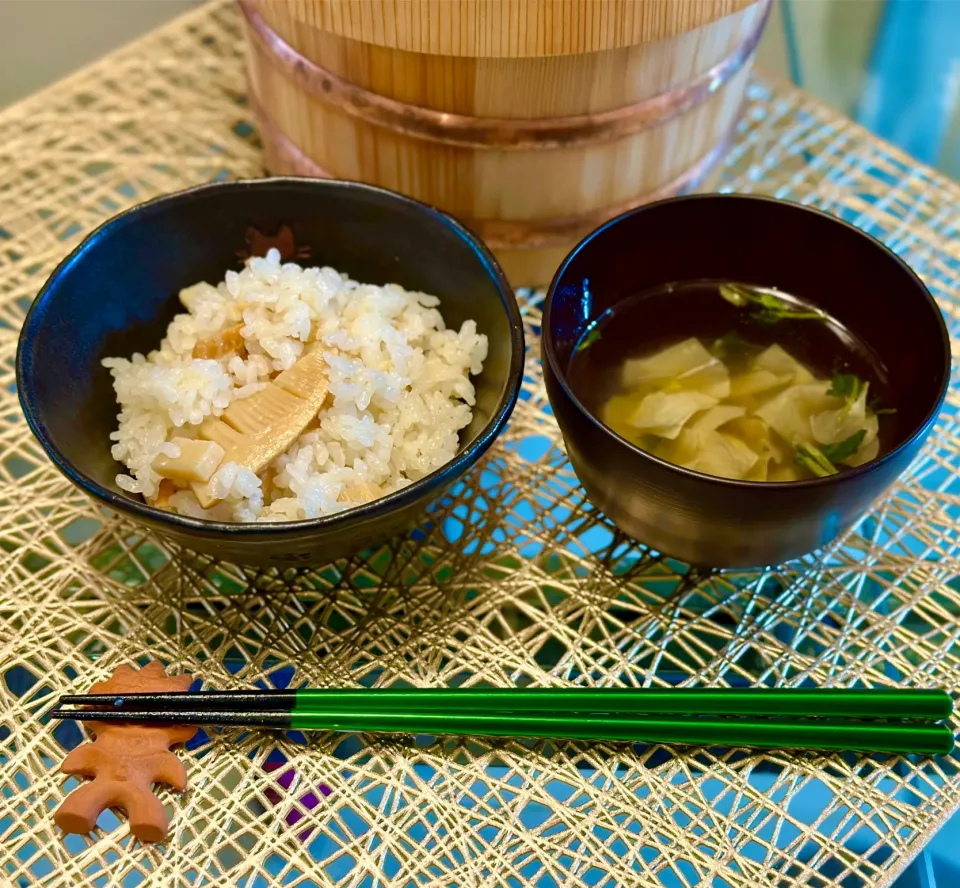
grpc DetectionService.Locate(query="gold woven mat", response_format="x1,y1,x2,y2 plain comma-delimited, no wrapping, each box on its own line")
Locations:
2,2,960,886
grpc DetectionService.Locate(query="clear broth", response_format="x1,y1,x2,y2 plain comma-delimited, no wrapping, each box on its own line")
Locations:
567,280,893,477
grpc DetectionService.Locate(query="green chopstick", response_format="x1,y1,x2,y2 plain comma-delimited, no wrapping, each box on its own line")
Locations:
287,688,952,720
285,711,953,755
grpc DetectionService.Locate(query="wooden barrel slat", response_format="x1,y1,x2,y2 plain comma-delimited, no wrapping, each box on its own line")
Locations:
253,0,763,115
243,0,769,286
266,0,761,57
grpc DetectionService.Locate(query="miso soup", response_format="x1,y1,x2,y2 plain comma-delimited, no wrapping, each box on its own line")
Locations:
567,281,893,482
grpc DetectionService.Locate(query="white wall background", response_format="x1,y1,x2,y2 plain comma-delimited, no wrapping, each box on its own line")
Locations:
0,0,198,108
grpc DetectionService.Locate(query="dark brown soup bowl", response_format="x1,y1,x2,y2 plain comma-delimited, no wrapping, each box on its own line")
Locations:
18,178,524,567
542,194,949,567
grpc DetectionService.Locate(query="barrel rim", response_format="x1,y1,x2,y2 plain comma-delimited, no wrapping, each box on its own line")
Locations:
241,0,769,151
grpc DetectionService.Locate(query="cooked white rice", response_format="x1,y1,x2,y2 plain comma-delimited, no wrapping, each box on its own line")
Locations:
102,248,488,522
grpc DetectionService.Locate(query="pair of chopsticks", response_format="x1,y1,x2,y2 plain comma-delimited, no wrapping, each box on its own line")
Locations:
51,687,955,755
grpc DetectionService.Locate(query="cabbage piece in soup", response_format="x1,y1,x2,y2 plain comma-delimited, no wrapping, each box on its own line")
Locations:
601,337,884,482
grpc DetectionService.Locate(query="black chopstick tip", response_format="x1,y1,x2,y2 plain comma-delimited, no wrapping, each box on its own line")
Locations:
54,690,298,713
54,709,295,729
57,695,124,706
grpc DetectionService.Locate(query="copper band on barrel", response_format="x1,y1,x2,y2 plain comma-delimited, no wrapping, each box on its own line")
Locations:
252,94,737,250
240,0,770,151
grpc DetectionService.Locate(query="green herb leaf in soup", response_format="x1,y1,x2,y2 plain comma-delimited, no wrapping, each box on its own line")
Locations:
794,442,838,477
710,331,747,361
869,395,897,416
719,282,826,324
828,373,867,402
821,430,867,463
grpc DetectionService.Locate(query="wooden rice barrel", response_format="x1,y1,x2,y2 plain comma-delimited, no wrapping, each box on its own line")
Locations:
241,0,770,287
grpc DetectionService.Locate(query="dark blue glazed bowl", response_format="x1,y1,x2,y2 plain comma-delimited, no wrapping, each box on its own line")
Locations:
17,178,524,566
542,194,950,567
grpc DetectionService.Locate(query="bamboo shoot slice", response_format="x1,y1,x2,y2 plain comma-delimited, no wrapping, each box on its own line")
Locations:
339,481,383,504
192,324,246,360
274,353,331,399
148,478,177,511
152,437,226,484
197,419,245,452
192,349,330,507
221,385,304,436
